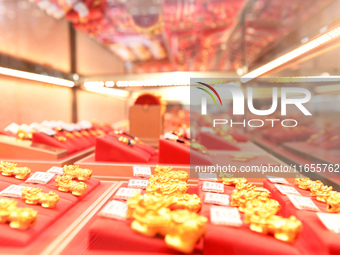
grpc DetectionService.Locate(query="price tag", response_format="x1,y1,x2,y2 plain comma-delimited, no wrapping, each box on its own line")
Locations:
99,200,128,220
40,127,56,136
202,181,224,193
4,123,20,134
114,188,141,200
267,176,290,185
210,206,242,227
133,166,151,178
287,194,320,211
0,185,27,198
164,133,179,140
198,173,218,181
275,184,301,195
128,179,149,189
47,166,64,175
204,192,230,206
317,213,340,233
25,172,55,185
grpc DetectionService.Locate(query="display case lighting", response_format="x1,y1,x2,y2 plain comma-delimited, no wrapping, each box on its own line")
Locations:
0,67,74,87
84,83,129,98
241,26,340,83
116,80,189,87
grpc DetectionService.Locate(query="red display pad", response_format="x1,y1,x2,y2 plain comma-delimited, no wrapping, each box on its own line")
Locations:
263,179,340,255
95,136,152,163
107,132,157,156
32,132,78,154
158,139,212,165
197,132,241,151
198,180,301,255
262,127,315,145
88,183,202,254
0,175,100,247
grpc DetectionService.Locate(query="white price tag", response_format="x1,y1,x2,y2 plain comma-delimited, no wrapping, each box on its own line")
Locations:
275,184,301,195
198,173,218,181
164,133,179,140
47,166,64,175
25,172,55,185
0,185,26,198
133,166,151,178
287,194,320,211
202,181,224,193
4,123,20,134
317,213,340,233
114,188,141,200
267,176,290,185
99,200,128,220
40,127,56,136
128,179,149,189
204,192,230,206
210,206,242,227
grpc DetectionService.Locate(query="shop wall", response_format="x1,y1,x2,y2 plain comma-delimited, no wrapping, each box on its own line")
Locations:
0,1,70,72
76,31,125,75
76,90,128,124
0,77,73,129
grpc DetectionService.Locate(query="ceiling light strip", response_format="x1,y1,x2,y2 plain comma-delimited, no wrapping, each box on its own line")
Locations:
0,67,74,87
241,26,340,83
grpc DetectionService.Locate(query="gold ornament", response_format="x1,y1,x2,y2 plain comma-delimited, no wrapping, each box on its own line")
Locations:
22,187,59,208
154,166,188,182
127,193,206,253
169,194,202,213
55,175,87,196
0,198,37,230
327,192,340,213
63,165,92,181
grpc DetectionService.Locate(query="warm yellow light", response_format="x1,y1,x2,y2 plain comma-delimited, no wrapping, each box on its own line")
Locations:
315,84,340,93
84,83,129,98
241,26,340,83
0,67,74,87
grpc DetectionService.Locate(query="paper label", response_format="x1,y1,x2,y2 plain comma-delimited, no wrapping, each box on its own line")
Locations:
275,184,301,195
198,173,218,181
47,166,64,175
287,194,320,211
210,206,242,226
267,176,290,185
99,200,128,220
4,123,20,134
317,213,340,234
202,181,224,193
128,179,149,189
25,172,55,185
204,192,230,206
114,188,141,200
164,133,178,140
0,185,26,198
133,166,151,177
40,127,56,136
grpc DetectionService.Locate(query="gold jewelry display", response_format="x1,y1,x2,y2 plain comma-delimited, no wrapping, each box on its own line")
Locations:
154,165,189,182
55,175,87,196
169,194,202,213
0,198,37,230
127,193,207,253
21,187,59,208
0,162,31,180
63,165,92,181
146,180,189,196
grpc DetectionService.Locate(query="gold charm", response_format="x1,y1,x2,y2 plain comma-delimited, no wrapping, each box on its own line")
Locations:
327,192,340,213
22,187,42,205
9,208,38,230
55,175,87,196
40,192,60,208
0,198,38,230
63,165,92,181
169,194,202,213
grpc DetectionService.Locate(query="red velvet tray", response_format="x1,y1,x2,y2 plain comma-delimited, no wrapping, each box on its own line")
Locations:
0,174,100,247
0,147,95,172
197,180,301,255
263,179,340,255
